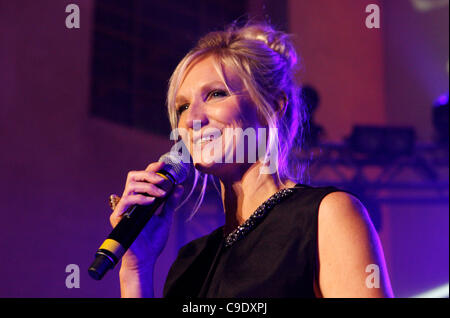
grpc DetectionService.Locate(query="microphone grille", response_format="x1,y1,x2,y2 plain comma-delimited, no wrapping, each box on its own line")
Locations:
158,152,192,184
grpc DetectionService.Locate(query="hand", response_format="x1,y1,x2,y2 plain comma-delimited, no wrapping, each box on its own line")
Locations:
109,161,184,272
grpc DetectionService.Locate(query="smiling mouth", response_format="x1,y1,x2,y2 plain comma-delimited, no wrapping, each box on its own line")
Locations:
193,133,222,146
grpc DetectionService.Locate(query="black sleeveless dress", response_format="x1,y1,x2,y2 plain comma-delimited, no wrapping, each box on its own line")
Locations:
163,184,345,298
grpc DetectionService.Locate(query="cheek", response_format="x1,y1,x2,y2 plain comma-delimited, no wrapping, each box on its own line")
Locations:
176,121,191,145
244,106,262,128
209,102,240,125
236,96,262,128
210,97,260,128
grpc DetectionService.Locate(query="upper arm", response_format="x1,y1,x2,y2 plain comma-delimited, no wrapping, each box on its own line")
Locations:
316,191,393,298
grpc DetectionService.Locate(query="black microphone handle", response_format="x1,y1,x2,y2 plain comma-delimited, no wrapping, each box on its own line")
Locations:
88,172,174,280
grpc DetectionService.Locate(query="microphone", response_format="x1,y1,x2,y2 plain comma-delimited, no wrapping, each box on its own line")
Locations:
88,152,191,280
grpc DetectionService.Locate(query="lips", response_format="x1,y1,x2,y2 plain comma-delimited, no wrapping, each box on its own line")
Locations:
192,129,222,146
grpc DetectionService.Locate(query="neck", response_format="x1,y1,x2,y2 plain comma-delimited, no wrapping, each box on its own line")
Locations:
218,161,296,236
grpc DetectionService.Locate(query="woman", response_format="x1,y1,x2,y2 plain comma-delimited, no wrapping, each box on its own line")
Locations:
110,22,393,298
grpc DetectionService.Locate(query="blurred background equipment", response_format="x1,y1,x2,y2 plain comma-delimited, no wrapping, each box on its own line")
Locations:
300,84,324,149
432,92,449,146
348,125,417,160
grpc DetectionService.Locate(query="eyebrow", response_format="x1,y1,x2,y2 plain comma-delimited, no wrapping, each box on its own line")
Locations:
175,95,189,106
175,80,228,105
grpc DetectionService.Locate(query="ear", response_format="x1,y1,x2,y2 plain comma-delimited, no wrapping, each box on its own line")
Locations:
275,92,288,118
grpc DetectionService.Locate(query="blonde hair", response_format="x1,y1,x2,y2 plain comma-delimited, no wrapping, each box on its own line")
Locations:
167,21,308,217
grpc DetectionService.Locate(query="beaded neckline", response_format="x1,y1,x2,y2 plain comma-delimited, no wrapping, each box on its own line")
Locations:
223,187,296,247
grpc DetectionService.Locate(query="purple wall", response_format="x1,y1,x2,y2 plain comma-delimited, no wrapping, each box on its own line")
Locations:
0,0,173,297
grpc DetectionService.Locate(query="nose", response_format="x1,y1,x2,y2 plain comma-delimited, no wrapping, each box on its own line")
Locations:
184,99,208,130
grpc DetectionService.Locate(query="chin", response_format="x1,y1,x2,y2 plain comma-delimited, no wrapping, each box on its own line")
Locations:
193,157,240,178
189,143,248,177
193,160,255,182
192,158,223,175
190,144,228,175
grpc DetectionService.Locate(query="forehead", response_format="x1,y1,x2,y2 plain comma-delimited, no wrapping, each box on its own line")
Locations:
176,55,242,98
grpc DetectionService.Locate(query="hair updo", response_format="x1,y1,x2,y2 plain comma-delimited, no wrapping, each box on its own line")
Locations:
166,21,308,213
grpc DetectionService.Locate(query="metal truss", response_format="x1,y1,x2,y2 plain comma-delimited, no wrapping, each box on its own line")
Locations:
297,142,449,205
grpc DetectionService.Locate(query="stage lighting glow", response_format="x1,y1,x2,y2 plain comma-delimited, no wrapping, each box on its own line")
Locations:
410,0,449,12
434,92,449,107
411,282,449,298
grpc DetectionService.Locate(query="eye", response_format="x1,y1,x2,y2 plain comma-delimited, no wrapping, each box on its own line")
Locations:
207,89,228,100
176,103,189,115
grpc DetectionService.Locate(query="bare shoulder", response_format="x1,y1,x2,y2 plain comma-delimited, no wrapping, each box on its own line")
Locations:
315,191,393,298
318,191,372,231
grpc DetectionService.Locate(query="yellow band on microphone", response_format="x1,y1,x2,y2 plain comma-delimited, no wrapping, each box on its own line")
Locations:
156,172,169,180
99,239,126,259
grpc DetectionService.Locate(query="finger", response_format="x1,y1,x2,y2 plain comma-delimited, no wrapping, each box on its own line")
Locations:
110,194,155,227
125,181,167,198
126,170,166,185
119,194,156,215
145,161,165,172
